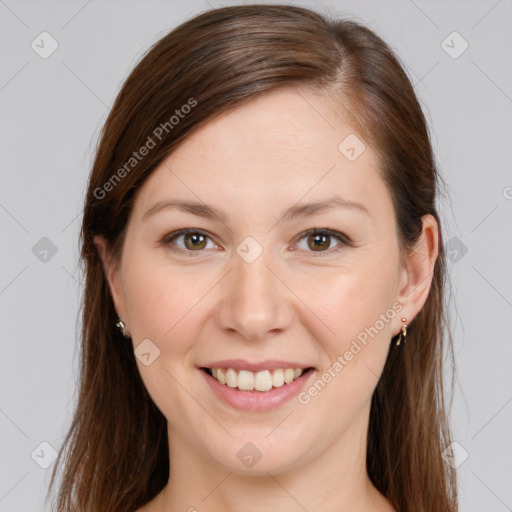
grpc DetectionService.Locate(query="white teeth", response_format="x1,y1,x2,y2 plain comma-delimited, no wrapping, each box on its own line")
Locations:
208,367,307,391
225,368,237,388
238,370,254,390
272,368,285,387
284,368,295,384
254,370,273,391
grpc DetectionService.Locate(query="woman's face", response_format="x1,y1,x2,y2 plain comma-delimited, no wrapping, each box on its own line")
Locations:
97,87,435,475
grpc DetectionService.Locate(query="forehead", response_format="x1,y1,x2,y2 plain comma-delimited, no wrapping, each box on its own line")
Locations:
132,87,391,222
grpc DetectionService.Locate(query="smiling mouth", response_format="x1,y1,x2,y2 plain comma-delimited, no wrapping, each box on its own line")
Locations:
201,367,314,392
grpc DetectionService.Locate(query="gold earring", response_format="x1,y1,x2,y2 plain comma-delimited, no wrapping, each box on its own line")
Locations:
395,318,408,346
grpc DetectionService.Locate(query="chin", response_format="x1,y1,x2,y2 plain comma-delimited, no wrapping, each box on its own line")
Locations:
205,435,309,476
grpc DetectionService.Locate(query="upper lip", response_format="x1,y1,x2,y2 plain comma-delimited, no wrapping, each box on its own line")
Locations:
199,359,314,372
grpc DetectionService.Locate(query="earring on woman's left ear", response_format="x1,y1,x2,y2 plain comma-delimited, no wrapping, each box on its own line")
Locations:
395,317,408,346
115,318,127,337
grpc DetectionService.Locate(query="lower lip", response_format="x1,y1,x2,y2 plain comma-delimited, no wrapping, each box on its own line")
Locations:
199,368,315,412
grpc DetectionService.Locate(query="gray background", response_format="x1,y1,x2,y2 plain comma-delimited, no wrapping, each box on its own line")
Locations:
1,0,511,510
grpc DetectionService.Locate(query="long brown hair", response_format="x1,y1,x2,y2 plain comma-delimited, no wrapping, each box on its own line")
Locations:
47,4,458,511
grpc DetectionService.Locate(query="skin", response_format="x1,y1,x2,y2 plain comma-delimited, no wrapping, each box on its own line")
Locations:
95,86,438,512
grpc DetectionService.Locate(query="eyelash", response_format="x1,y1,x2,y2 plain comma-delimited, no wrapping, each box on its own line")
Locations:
161,228,352,257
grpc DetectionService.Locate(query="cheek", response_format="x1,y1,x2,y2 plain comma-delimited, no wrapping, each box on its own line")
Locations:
300,261,398,347
293,254,399,403
121,258,209,423
121,252,204,351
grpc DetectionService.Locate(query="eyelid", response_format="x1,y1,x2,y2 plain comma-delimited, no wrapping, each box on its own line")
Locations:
161,227,352,256
294,227,351,244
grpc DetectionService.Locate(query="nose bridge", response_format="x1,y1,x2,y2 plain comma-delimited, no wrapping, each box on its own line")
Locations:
216,245,293,340
236,249,274,302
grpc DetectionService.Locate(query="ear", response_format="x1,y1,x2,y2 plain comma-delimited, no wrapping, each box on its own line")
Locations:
394,214,439,334
93,234,128,327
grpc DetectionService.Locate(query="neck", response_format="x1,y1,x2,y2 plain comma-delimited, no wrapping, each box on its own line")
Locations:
151,405,395,512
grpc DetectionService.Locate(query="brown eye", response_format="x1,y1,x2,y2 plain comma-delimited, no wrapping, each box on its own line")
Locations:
183,232,208,250
307,232,331,251
295,228,350,255
163,229,216,255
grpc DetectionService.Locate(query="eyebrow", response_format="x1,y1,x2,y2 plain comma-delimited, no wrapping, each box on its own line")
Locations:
142,195,369,223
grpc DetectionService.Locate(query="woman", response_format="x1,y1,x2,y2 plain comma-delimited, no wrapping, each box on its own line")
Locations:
47,4,458,511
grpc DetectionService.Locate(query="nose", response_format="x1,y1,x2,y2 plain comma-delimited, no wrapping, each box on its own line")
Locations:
215,251,294,341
